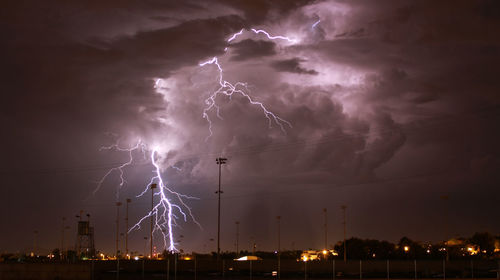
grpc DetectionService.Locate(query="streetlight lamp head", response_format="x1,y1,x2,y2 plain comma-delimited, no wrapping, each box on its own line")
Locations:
216,157,227,164
150,183,157,189
126,198,132,203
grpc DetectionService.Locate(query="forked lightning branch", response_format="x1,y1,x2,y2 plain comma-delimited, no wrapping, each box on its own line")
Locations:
95,27,299,252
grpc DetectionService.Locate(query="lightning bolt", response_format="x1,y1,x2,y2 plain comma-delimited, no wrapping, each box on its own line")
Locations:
200,28,294,140
96,27,297,254
130,149,200,252
96,141,200,253
312,19,321,29
250,28,298,43
227,29,244,43
94,140,146,198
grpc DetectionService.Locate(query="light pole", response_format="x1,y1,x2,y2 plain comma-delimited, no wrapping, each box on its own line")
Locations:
235,221,240,256
33,230,38,257
86,213,91,258
277,216,281,280
341,205,347,262
61,222,70,260
250,236,256,255
440,195,449,261
209,238,215,254
126,198,131,258
150,184,157,259
323,208,327,251
215,157,227,261
116,202,122,258
61,217,66,259
76,210,83,256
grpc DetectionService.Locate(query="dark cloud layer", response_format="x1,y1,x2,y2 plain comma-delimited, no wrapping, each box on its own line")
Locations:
216,0,316,23
229,39,277,61
0,0,499,254
271,57,318,74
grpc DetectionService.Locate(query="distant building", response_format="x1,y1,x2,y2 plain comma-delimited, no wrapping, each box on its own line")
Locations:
300,249,338,261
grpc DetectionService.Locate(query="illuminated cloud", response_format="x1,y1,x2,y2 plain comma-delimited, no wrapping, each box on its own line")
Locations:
271,58,319,75
1,0,499,254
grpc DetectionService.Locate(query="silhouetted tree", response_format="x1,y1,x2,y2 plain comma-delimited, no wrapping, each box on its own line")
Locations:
51,248,61,261
469,232,495,257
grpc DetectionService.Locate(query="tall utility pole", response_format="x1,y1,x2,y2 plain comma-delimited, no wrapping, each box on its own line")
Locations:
76,210,83,255
116,202,122,258
323,208,328,250
215,157,227,261
86,213,91,257
150,184,157,258
62,225,70,258
277,216,281,280
341,205,347,262
235,221,240,256
251,236,256,255
125,198,131,258
277,216,281,253
440,195,449,261
61,217,66,258
33,230,38,256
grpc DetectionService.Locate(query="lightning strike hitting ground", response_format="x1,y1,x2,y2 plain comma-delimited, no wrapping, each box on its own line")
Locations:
130,149,200,252
95,141,199,253
97,28,296,253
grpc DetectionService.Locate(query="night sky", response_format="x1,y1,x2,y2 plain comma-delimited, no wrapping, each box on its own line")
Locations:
1,0,499,255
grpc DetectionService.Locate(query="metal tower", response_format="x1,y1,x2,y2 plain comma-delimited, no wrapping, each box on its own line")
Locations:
76,219,95,258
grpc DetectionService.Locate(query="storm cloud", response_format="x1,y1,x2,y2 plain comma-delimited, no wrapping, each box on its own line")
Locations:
1,0,499,254
229,39,277,61
271,57,319,74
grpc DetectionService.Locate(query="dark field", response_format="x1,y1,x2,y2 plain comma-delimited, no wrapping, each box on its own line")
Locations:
1,259,499,280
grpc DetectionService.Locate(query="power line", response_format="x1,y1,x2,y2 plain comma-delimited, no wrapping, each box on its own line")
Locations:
2,105,498,175
81,167,458,208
